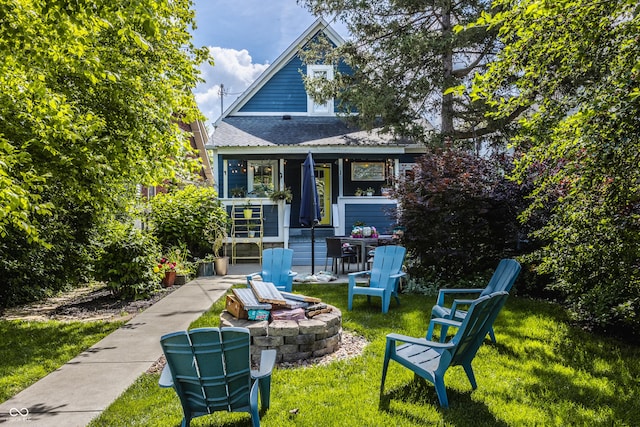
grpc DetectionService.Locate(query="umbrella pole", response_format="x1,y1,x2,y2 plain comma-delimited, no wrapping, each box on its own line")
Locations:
311,224,315,274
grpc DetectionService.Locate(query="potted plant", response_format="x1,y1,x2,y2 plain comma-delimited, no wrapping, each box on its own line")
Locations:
242,200,253,219
205,215,229,276
269,187,293,203
196,254,216,277
159,245,190,286
156,253,178,287
366,187,375,196
355,188,363,197
174,264,193,285
247,219,260,238
231,186,246,198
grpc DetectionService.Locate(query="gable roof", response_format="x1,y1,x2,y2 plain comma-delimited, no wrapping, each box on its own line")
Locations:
215,18,344,125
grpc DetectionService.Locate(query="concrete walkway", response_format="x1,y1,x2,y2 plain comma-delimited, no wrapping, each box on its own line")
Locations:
0,268,253,426
0,263,349,426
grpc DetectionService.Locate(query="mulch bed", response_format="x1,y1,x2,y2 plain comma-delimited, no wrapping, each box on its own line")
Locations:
1,284,179,322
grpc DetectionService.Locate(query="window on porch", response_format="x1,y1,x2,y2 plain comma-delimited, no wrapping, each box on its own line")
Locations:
248,160,277,197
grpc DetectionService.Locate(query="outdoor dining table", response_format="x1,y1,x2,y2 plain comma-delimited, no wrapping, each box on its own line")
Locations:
339,235,393,272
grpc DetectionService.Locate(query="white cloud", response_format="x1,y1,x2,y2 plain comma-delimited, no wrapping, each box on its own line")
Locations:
194,46,269,126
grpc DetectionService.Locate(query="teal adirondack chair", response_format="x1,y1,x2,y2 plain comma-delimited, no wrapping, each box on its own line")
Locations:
348,245,406,314
381,291,509,408
430,258,521,343
247,248,296,292
159,327,276,427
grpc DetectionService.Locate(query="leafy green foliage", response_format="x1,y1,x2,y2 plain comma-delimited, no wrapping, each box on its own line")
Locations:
300,0,510,143
0,199,99,308
148,185,228,259
0,0,209,306
393,147,527,281
474,0,640,333
0,0,208,241
93,222,161,299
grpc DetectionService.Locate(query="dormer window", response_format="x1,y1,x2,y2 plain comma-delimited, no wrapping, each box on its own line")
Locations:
307,64,334,115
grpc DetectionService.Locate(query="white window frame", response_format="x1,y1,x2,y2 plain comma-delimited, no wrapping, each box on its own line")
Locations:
247,160,278,196
307,64,334,115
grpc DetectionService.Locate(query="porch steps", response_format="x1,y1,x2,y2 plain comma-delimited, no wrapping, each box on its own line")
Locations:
289,228,334,267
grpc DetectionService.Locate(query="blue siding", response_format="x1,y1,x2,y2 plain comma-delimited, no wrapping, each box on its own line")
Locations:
241,57,308,113
227,159,247,196
262,205,279,237
345,203,397,235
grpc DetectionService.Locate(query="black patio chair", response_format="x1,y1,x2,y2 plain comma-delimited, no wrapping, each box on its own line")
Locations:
325,237,355,274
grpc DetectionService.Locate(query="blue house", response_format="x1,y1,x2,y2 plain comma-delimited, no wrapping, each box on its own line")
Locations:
209,18,426,265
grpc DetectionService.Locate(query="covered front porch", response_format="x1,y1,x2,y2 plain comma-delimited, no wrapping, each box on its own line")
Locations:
221,197,398,266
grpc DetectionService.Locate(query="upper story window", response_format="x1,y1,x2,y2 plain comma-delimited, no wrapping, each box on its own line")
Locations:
248,160,277,197
307,64,334,115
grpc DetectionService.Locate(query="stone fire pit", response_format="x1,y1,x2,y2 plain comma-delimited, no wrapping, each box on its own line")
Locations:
220,305,342,365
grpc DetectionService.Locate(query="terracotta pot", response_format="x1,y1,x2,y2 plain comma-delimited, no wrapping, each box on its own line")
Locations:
162,271,177,287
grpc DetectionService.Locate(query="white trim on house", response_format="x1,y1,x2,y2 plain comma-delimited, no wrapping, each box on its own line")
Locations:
307,64,335,115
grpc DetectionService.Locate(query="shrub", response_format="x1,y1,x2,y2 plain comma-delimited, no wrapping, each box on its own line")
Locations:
393,147,528,283
0,204,96,308
93,222,161,299
147,185,227,259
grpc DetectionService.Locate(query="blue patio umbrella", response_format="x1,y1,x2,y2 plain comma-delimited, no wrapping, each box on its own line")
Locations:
299,151,322,273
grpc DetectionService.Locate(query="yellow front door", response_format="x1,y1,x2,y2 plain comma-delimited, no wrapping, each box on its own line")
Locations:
315,166,331,225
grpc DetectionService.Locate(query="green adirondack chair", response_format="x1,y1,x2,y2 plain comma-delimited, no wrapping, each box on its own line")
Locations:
348,245,406,314
159,327,276,427
430,258,521,342
381,291,509,408
247,248,296,292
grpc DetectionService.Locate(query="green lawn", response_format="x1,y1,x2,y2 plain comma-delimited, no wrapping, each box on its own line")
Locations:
89,283,640,426
0,320,122,402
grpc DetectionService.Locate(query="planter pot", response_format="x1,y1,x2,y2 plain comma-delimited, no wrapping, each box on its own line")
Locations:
366,191,374,196
243,209,253,219
248,230,256,238
197,261,215,277
214,256,229,276
174,274,188,285
162,271,176,287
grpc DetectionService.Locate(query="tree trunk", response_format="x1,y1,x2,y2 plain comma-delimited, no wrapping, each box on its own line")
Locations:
441,0,455,138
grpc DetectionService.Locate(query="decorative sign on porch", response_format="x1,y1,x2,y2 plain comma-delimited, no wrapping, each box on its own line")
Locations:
351,162,385,181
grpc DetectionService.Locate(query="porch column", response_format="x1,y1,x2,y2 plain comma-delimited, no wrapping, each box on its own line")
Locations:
222,159,228,198
338,158,344,197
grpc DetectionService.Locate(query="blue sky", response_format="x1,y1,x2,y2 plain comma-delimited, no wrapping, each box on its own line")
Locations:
190,0,347,126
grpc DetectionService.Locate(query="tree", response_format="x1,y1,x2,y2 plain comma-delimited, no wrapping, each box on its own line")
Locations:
300,0,515,144
0,0,210,305
474,0,640,333
0,0,209,242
